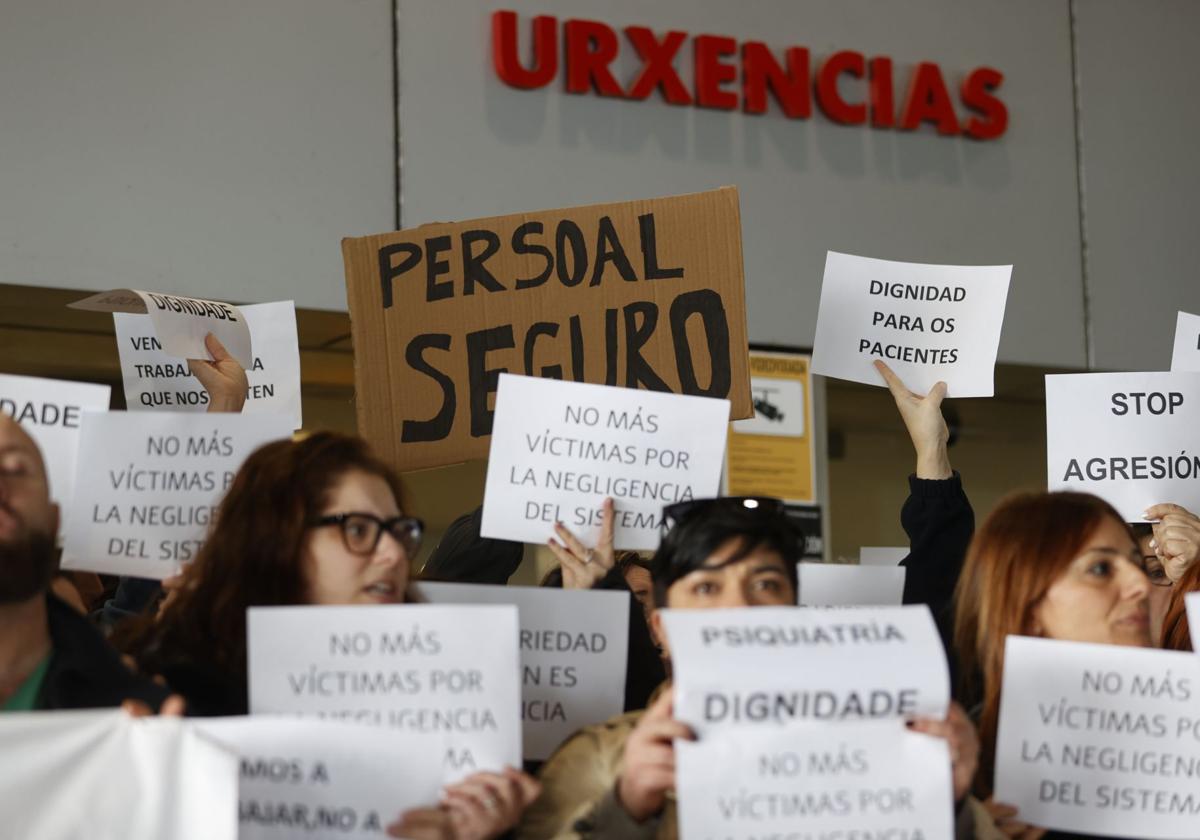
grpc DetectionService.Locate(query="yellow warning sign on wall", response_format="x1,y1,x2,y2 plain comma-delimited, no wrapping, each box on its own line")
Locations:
725,351,816,504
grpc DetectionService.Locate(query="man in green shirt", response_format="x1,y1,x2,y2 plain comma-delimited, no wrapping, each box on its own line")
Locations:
0,414,166,711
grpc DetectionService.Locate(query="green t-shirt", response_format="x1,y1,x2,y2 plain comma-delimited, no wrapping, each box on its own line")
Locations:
1,654,52,712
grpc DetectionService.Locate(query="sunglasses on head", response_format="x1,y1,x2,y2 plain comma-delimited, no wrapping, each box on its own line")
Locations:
660,496,790,532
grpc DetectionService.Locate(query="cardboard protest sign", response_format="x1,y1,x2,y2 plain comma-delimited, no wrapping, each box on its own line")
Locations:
811,251,1012,397
860,546,909,566
247,604,521,781
0,373,110,509
676,719,953,840
481,374,730,550
1170,311,1200,372
0,711,238,840
725,351,817,504
115,301,302,428
60,411,292,578
70,288,253,368
994,636,1200,839
798,563,907,607
194,716,443,840
1046,372,1200,521
659,605,949,738
417,582,630,760
343,187,752,471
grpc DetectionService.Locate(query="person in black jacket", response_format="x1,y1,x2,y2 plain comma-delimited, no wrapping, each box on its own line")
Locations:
0,414,167,712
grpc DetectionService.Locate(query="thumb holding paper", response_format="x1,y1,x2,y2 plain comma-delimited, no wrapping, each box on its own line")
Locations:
188,333,248,414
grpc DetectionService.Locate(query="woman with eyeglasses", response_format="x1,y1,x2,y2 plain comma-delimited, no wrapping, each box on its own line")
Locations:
119,432,539,840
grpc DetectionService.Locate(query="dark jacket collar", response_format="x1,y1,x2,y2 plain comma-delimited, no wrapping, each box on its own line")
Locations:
38,593,168,711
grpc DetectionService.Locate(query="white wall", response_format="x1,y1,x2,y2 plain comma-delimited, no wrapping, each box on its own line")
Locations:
1073,0,1200,371
0,0,393,310
396,0,1086,367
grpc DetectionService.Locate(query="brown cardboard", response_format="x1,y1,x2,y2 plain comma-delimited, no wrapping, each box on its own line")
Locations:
343,187,751,472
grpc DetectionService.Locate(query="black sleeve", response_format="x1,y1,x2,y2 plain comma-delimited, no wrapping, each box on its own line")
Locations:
900,471,974,669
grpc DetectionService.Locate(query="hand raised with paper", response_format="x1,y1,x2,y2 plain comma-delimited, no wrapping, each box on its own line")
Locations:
907,701,978,803
188,333,248,413
547,497,616,589
875,360,951,480
617,688,696,823
1145,503,1200,582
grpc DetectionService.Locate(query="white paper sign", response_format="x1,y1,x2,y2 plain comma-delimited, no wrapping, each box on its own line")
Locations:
1170,311,1200,372
417,582,630,760
1046,372,1200,521
660,605,949,737
115,301,302,428
60,411,292,578
676,719,953,840
0,373,110,509
195,716,444,840
811,251,1012,397
0,711,238,840
994,636,1200,839
247,604,522,781
481,373,731,550
860,546,909,566
798,563,907,607
70,288,253,368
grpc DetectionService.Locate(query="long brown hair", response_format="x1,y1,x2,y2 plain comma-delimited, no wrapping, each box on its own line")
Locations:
120,432,408,688
953,491,1128,795
1160,561,1198,651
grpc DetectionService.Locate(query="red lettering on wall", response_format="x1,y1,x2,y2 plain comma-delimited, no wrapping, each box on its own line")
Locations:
900,62,960,135
490,11,1008,139
492,10,558,89
564,19,624,97
625,26,692,104
694,34,739,109
961,67,1008,140
741,42,810,119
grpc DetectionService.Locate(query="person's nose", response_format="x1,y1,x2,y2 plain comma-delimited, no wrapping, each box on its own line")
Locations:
371,529,408,568
1119,558,1150,601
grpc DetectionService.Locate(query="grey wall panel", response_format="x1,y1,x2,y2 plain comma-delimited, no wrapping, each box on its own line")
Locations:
0,0,393,310
397,0,1085,367
1074,0,1200,371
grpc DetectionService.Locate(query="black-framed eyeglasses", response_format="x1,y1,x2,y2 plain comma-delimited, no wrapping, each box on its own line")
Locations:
661,496,790,532
311,512,424,557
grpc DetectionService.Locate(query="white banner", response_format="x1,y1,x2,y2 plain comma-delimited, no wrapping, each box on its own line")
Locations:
860,546,909,566
676,719,953,840
481,373,730,550
247,604,522,781
1171,311,1200,372
70,288,253,368
115,301,302,428
417,582,629,760
0,710,238,840
994,636,1200,839
1046,372,1200,521
798,563,907,607
811,251,1012,397
0,373,110,510
195,716,444,840
660,605,949,737
60,411,292,578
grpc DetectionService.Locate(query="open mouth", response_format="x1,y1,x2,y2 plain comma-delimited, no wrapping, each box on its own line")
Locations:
363,581,398,599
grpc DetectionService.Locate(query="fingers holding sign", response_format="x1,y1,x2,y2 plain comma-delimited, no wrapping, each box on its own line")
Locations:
1144,503,1200,582
907,701,979,803
617,688,696,823
547,497,616,589
984,799,1047,840
442,768,540,840
188,332,248,414
874,360,952,480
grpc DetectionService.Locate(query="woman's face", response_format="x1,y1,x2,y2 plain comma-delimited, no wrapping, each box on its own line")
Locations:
303,470,410,606
1030,516,1151,647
